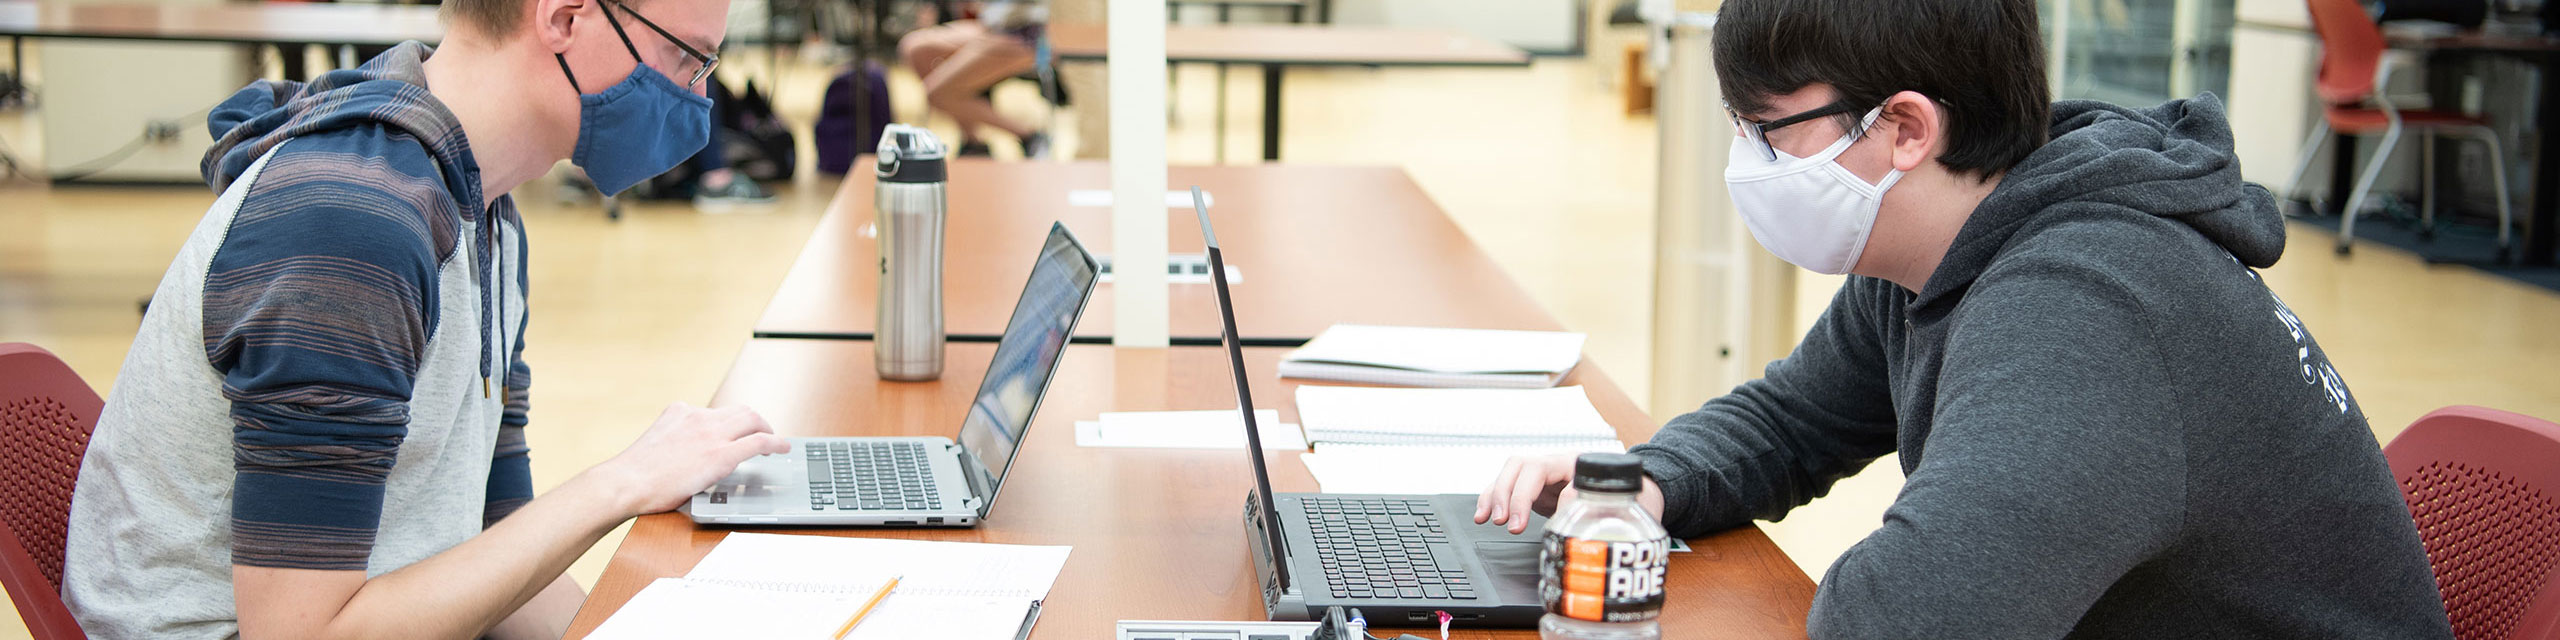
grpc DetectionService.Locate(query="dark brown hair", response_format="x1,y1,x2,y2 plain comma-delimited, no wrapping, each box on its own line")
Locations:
1712,0,2051,178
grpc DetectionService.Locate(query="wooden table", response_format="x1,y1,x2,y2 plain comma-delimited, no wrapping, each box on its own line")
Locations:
2385,30,2560,267
563,339,1819,639
1047,23,1530,160
0,0,441,46
754,159,1564,345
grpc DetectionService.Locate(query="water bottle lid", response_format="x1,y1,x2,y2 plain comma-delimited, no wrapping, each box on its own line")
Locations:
1572,453,1645,493
877,124,947,184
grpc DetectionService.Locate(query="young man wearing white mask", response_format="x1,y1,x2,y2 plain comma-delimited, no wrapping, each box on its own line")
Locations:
59,0,792,637
1476,0,2454,636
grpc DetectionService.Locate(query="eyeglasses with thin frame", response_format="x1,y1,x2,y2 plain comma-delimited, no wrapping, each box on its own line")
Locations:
1726,100,1872,161
599,0,720,88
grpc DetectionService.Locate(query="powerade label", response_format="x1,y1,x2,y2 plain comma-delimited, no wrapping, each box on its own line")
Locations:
1541,532,1668,623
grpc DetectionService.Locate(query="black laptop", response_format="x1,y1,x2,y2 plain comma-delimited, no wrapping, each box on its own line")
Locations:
1189,187,1551,628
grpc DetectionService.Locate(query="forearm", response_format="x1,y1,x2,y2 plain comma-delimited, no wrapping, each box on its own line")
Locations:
1631,386,1894,537
487,574,586,640
260,474,630,640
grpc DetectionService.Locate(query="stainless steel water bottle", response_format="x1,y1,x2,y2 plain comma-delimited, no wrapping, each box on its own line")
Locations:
875,124,947,381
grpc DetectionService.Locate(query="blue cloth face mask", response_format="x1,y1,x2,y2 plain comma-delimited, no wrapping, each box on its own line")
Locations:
556,12,712,195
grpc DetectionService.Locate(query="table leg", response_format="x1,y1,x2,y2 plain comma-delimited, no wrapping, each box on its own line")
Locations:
1166,1,1180,125
2525,55,2560,267
3,36,19,106
2328,131,2357,218
1216,62,1229,163
1217,4,1232,163
2425,52,2466,238
1261,63,1282,161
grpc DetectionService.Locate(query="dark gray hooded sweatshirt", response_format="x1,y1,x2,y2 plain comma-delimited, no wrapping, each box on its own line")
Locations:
1630,96,2454,639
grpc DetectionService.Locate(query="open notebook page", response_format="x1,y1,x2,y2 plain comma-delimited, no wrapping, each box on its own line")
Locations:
587,578,1037,640
686,533,1072,600
1299,441,1627,495
1294,386,1619,444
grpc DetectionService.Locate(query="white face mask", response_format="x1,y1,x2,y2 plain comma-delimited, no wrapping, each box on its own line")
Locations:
1723,108,1902,275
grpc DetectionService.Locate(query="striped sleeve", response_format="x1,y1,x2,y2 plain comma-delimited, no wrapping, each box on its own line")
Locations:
206,142,453,571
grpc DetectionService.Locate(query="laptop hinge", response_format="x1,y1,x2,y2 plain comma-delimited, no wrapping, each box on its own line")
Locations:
956,447,993,509
1245,495,1310,620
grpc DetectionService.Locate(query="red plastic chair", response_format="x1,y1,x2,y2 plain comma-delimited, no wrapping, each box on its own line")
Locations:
0,343,98,639
2386,406,2560,640
2283,0,2514,258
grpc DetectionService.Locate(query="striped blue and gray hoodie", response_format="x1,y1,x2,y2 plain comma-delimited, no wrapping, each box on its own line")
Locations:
63,42,533,639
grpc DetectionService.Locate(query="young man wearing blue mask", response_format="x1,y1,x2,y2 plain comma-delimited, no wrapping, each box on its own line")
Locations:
58,0,792,637
1477,0,2455,636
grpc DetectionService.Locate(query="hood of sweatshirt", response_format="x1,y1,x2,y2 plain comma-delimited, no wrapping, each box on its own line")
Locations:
1916,94,2287,310
202,42,511,383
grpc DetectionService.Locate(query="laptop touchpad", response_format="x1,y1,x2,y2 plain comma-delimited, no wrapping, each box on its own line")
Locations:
1473,541,1544,603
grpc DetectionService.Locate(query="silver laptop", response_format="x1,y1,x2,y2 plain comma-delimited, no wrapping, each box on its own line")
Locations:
687,223,1099,526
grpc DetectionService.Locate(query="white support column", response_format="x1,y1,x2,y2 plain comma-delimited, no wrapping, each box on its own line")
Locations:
1648,13,1797,421
1109,0,1171,348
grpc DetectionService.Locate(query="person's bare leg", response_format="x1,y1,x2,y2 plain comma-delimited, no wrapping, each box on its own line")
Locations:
922,32,1038,140
902,24,998,140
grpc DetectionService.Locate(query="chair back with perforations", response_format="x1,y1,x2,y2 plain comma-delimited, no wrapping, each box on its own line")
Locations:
2388,406,2560,640
0,343,98,639
2304,0,2387,105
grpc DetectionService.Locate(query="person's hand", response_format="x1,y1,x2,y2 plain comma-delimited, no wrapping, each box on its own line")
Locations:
583,402,792,517
1475,453,1579,534
1475,453,1669,534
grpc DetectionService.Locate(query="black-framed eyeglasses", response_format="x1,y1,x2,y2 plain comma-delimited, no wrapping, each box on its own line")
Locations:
599,0,719,88
1726,100,1872,161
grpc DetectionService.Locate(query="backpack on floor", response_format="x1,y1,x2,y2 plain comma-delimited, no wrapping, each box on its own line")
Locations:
815,62,895,175
725,78,798,182
631,77,798,199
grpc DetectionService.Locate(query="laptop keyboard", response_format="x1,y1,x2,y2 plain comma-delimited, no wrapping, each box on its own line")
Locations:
1298,497,1475,601
805,441,945,511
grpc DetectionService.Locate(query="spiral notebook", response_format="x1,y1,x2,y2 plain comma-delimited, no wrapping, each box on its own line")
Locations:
1293,385,1622,448
587,533,1070,640
1277,325,1586,389
1299,440,1627,494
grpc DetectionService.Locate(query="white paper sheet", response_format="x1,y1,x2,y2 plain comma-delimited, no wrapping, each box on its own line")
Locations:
1072,409,1306,449
586,577,1041,640
1068,188,1213,208
1298,441,1626,495
687,533,1072,601
1293,386,1620,445
585,579,854,640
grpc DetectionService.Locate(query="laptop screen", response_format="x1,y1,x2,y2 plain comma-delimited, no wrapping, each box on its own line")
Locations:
954,223,1098,516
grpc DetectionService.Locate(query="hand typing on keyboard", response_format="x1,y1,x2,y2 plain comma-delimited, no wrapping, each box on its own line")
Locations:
583,402,794,516
1474,453,1666,534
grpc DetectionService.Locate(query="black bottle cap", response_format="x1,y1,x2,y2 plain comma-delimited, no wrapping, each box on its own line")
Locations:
876,124,947,184
1573,453,1645,493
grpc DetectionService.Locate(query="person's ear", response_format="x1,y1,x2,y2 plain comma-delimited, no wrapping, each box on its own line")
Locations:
533,0,588,55
1879,90,1940,173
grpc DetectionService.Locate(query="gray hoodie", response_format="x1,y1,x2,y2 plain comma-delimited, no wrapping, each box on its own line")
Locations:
1630,96,2454,638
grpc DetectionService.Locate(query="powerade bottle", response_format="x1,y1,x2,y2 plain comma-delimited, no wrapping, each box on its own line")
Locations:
1539,453,1669,640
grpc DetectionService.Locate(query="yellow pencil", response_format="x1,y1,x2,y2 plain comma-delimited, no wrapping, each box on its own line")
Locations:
829,575,902,640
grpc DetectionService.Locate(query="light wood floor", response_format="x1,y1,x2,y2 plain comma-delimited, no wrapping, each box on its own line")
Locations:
3,42,2558,639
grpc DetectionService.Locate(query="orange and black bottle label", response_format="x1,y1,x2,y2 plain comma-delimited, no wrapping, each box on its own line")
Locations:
1540,532,1668,623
